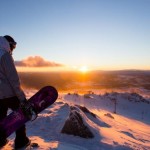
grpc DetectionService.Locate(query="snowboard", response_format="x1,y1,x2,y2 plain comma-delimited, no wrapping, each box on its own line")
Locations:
0,86,58,139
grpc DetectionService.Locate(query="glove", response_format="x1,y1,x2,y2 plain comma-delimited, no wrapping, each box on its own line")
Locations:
20,99,32,120
20,99,37,121
20,99,30,111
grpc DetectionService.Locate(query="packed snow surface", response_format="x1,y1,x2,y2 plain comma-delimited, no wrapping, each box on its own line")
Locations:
3,90,150,150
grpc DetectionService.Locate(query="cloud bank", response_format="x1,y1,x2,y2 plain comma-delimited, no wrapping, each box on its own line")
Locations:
15,56,63,67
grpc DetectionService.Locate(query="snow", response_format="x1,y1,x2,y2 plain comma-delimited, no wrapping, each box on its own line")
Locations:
4,89,150,150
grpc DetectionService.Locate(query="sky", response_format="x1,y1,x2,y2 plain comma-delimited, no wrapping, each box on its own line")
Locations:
0,0,150,71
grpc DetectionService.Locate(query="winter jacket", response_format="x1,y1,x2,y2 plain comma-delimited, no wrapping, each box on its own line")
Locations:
0,36,26,101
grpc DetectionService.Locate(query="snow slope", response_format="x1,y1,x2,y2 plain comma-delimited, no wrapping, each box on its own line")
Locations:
3,90,150,150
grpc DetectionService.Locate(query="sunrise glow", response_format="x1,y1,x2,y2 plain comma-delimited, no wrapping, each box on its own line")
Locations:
79,66,88,73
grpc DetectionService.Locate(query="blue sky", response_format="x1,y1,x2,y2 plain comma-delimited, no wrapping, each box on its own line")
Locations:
0,0,150,70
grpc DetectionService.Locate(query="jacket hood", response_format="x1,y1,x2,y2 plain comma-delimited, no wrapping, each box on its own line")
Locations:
0,36,11,53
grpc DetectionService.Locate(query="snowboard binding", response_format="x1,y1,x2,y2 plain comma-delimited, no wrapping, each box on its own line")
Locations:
20,101,38,121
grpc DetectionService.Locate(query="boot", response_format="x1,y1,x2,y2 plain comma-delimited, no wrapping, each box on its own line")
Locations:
0,139,8,148
14,137,30,149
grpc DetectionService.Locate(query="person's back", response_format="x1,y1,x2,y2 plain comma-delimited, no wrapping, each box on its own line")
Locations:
0,36,26,100
0,35,30,149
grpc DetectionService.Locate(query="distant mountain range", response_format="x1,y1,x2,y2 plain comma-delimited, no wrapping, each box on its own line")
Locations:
19,70,150,93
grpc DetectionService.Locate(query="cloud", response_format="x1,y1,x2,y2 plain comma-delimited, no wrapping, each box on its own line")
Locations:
15,56,63,67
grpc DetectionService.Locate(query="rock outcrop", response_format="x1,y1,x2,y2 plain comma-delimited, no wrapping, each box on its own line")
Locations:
61,106,94,138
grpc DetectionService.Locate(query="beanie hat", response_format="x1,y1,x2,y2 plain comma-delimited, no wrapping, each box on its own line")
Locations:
4,35,17,50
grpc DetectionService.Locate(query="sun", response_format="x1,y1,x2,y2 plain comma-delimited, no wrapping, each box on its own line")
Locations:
79,66,88,73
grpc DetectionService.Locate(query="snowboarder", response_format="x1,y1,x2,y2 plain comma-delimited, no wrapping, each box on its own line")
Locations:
0,35,30,149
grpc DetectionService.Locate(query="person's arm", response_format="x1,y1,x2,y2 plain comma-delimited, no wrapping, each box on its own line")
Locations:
1,52,26,102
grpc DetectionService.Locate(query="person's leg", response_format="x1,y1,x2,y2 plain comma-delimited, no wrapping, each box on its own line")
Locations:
14,126,30,149
0,101,8,120
0,99,9,147
8,97,30,148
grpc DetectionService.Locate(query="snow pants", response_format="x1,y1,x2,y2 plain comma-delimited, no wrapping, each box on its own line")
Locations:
0,96,28,143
